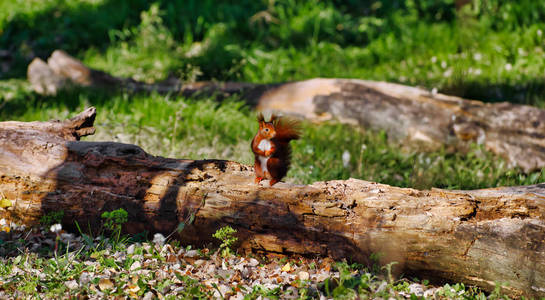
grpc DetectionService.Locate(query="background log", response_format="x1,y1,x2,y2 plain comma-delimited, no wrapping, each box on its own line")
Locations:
258,79,545,173
27,51,545,172
0,109,544,298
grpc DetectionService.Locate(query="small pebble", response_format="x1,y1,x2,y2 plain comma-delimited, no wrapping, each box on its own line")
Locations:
206,264,216,275
193,259,206,267
130,261,141,271
143,291,154,300
65,280,78,290
409,283,424,296
127,244,136,255
152,233,166,246
184,250,199,258
248,258,259,267
298,271,310,281
79,272,91,284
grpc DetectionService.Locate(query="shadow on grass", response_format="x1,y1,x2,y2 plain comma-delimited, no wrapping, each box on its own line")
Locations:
0,0,458,80
0,86,119,121
0,0,155,79
0,0,265,79
442,79,545,107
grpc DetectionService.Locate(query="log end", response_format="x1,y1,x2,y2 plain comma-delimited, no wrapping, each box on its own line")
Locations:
48,50,92,86
62,107,97,140
27,58,66,95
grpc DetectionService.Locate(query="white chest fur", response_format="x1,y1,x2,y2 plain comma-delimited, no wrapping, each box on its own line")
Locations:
257,139,272,174
259,155,269,174
257,139,272,152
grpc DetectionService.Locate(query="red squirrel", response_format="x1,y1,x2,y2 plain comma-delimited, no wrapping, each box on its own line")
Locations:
251,112,301,185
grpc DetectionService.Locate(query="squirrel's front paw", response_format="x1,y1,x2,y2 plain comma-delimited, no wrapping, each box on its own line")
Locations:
264,150,274,157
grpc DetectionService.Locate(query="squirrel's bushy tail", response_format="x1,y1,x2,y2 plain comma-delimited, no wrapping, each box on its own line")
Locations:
274,117,301,142
258,112,301,141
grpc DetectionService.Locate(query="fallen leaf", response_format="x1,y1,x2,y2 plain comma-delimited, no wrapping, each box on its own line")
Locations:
281,262,292,272
0,198,12,208
320,258,334,272
231,271,242,282
98,278,114,291
167,253,178,263
127,283,140,293
315,273,330,282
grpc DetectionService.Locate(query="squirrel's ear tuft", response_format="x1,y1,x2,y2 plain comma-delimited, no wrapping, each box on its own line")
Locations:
258,110,273,122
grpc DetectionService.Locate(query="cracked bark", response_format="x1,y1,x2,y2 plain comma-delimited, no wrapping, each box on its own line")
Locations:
28,51,545,172
1,109,544,297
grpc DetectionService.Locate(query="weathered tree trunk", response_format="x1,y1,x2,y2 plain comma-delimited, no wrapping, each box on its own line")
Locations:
28,51,545,172
0,109,544,298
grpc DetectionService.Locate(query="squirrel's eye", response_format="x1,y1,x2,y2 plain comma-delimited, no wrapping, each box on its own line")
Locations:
264,128,269,132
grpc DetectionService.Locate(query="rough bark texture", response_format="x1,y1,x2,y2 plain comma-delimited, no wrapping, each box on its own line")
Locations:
28,51,545,172
1,109,544,298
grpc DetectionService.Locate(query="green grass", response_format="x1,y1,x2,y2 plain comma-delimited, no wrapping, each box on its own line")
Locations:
291,123,545,189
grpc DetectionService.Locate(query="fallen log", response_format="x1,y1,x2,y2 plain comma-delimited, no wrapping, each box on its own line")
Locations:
0,109,544,298
27,50,269,100
28,51,545,172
